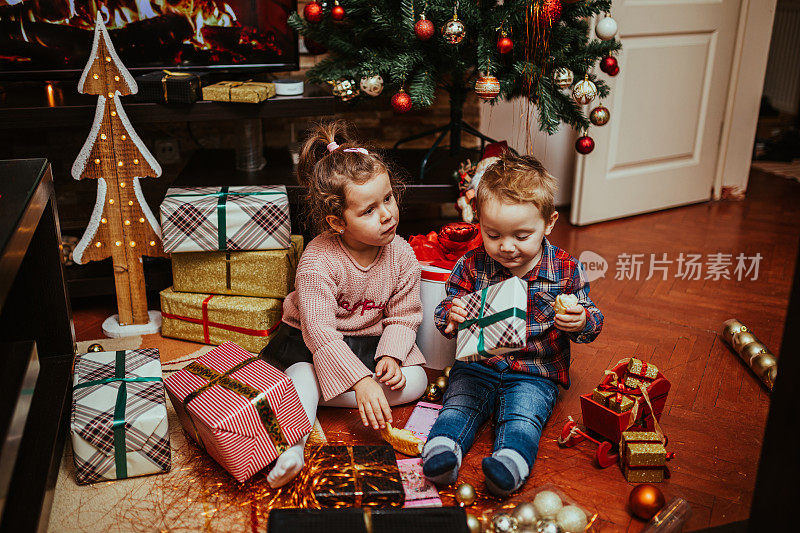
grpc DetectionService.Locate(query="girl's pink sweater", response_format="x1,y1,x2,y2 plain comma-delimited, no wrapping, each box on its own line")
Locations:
282,232,425,400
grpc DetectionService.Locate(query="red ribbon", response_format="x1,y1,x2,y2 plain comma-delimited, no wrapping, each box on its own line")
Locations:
161,295,281,341
409,222,482,270
421,269,450,282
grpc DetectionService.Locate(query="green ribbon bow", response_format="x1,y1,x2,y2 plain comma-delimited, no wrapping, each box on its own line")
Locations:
73,350,163,479
458,286,526,357
165,187,284,251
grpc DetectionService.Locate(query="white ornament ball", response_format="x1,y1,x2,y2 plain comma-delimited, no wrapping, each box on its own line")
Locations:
556,506,588,533
533,491,563,519
359,75,384,97
572,78,597,105
595,16,618,41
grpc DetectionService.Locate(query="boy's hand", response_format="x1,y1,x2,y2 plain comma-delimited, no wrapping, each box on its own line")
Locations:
444,297,468,334
376,356,406,390
555,304,587,332
352,376,393,430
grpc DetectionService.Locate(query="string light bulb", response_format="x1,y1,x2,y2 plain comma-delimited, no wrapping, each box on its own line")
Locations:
149,240,156,246
95,242,102,247
101,218,107,224
109,199,114,204
124,220,131,225
115,241,122,246
93,74,99,80
129,241,136,247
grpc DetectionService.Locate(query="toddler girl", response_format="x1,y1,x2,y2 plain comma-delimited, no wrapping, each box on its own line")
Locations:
262,121,428,488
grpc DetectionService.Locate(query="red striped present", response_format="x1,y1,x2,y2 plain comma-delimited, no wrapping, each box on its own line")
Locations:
164,341,312,482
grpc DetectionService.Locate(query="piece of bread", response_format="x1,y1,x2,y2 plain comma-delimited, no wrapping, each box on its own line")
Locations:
554,293,579,315
379,423,423,456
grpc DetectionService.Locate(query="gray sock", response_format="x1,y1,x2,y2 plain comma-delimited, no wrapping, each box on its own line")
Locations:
484,448,530,495
422,436,462,486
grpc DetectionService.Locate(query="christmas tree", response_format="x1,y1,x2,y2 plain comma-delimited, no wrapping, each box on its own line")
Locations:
291,0,621,144
71,14,167,327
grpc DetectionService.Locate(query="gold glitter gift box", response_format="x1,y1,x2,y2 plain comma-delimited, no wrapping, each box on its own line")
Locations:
160,287,281,353
592,388,634,413
201,81,276,103
171,235,303,299
620,431,667,483
623,357,659,389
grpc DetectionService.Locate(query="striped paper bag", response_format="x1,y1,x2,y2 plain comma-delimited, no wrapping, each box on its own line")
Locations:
164,342,312,482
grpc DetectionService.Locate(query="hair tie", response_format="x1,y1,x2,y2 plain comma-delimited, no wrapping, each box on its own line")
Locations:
343,148,369,155
326,141,339,152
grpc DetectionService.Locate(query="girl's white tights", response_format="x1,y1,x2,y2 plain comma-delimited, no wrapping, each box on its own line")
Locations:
266,362,428,488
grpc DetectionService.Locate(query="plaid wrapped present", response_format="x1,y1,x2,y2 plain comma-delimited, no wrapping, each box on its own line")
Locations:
160,186,290,253
164,341,313,482
70,349,170,484
456,277,527,361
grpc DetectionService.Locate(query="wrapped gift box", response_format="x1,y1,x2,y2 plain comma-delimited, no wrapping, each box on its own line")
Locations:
312,445,404,508
171,235,303,299
591,388,634,413
202,81,276,103
164,341,312,482
160,185,290,253
624,357,658,389
134,70,208,104
620,431,667,483
160,287,282,353
417,265,456,370
71,348,170,484
456,277,527,361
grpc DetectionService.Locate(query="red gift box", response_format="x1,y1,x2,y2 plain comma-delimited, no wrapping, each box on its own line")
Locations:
579,360,670,444
165,341,312,482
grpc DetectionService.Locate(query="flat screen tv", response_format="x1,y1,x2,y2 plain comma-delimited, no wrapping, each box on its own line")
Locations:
0,0,298,77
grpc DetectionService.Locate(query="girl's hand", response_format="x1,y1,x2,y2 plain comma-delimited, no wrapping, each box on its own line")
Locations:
444,297,468,334
555,304,587,332
376,356,406,390
352,376,393,429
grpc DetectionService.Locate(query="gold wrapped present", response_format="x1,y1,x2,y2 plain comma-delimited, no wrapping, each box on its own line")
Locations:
592,388,614,406
623,375,651,390
172,235,303,299
202,81,276,103
160,287,282,353
620,431,666,483
627,357,658,380
592,388,634,413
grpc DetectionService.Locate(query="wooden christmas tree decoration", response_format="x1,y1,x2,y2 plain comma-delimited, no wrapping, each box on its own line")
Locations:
71,13,168,331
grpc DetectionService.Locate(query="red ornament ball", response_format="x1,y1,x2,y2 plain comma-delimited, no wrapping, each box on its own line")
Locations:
415,16,435,41
600,56,618,74
497,35,514,54
537,0,563,26
391,90,413,113
303,1,323,23
629,484,666,521
607,65,620,76
331,4,345,21
575,135,595,155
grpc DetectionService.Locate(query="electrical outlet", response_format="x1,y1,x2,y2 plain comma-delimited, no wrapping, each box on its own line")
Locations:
154,138,180,164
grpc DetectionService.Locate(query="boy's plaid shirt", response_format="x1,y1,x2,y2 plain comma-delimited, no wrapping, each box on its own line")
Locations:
434,238,603,388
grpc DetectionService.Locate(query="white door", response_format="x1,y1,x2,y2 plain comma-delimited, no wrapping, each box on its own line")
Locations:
571,0,743,226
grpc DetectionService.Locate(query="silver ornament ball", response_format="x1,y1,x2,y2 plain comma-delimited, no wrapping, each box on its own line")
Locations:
359,74,384,97
595,16,618,41
533,490,563,519
555,505,588,533
442,17,466,44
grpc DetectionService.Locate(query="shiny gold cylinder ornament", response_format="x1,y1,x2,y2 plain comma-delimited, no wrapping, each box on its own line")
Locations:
475,75,501,100
425,382,442,401
590,105,610,126
572,77,597,105
359,74,384,97
455,482,477,506
553,67,574,89
442,15,466,44
739,341,768,364
435,375,449,392
751,352,778,380
331,79,360,102
721,320,778,391
87,343,104,353
721,318,747,346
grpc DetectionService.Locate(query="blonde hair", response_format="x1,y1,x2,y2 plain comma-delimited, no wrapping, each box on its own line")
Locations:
476,152,557,221
297,120,404,234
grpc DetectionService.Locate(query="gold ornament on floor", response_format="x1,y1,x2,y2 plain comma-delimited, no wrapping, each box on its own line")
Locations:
732,330,758,352
443,365,452,378
331,79,360,102
721,318,778,391
87,343,104,353
359,74,384,97
424,382,442,401
455,482,477,506
490,513,518,533
572,76,597,105
435,375,449,392
590,105,610,126
442,3,466,44
466,513,482,533
721,318,747,345
553,67,574,89
475,74,501,101
512,502,539,528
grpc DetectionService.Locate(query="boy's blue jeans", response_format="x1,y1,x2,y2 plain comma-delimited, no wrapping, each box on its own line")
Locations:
427,360,559,468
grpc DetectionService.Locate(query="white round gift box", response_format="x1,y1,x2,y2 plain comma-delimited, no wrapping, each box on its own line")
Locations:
417,264,457,370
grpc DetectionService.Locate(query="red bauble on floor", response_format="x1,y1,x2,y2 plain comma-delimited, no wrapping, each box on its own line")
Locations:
391,90,413,113
415,16,435,41
576,135,595,154
304,1,323,23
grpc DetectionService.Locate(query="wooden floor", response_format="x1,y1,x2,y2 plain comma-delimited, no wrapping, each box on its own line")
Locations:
71,169,800,531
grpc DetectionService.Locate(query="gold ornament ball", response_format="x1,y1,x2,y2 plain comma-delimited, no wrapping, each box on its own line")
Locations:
721,319,746,346
572,78,597,105
590,105,610,126
332,79,360,102
87,343,104,353
490,513,518,533
466,513,482,533
512,501,539,528
553,67,574,90
475,75,501,100
359,74,384,97
425,382,442,401
435,375,449,392
442,16,466,44
629,483,666,520
455,482,477,507
443,365,452,378
750,352,777,380
739,341,767,364
732,330,759,353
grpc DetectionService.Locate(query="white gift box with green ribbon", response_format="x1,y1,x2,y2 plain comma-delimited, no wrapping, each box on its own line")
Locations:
456,277,528,361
